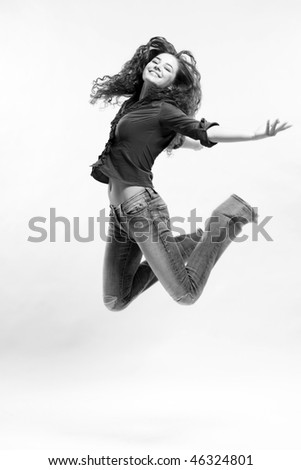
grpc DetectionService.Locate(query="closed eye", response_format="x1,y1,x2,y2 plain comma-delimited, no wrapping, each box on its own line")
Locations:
152,58,173,73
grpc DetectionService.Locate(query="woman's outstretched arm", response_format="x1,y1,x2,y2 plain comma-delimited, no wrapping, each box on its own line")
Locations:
206,119,292,143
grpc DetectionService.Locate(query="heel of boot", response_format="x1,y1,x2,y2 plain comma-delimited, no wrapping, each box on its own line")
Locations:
231,194,258,224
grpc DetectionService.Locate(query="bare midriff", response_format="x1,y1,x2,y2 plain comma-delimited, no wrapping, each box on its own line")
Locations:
108,177,147,206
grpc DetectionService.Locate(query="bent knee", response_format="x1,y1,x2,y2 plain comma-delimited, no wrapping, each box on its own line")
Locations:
103,295,127,312
175,292,198,306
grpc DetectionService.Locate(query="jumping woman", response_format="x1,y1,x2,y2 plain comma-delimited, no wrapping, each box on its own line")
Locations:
89,36,291,311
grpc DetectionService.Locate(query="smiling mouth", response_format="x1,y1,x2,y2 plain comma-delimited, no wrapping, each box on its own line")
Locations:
149,70,161,78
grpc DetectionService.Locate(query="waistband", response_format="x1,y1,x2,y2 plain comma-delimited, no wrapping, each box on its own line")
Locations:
109,187,158,212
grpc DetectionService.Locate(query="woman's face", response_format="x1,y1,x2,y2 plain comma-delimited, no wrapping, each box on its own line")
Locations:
142,53,179,89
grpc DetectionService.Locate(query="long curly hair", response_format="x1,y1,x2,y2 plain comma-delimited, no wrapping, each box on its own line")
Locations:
90,36,202,154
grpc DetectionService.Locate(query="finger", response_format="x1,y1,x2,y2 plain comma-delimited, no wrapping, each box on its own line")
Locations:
266,120,270,135
277,121,292,129
277,123,293,132
271,119,280,134
276,121,288,131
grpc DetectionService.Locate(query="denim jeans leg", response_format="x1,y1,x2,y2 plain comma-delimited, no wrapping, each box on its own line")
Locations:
103,213,204,310
123,193,255,306
103,210,160,311
103,189,255,309
173,194,257,304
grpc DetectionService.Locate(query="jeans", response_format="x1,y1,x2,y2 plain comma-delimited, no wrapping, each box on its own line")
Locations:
103,187,257,310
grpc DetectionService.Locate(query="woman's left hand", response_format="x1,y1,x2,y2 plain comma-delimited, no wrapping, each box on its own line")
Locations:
254,119,292,140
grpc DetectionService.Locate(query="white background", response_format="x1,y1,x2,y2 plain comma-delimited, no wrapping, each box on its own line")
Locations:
1,0,300,468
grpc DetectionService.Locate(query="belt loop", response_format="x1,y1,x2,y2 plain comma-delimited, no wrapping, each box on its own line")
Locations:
145,187,157,197
109,204,115,217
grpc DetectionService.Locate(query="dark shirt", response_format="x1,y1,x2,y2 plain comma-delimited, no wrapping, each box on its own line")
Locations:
90,99,219,187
